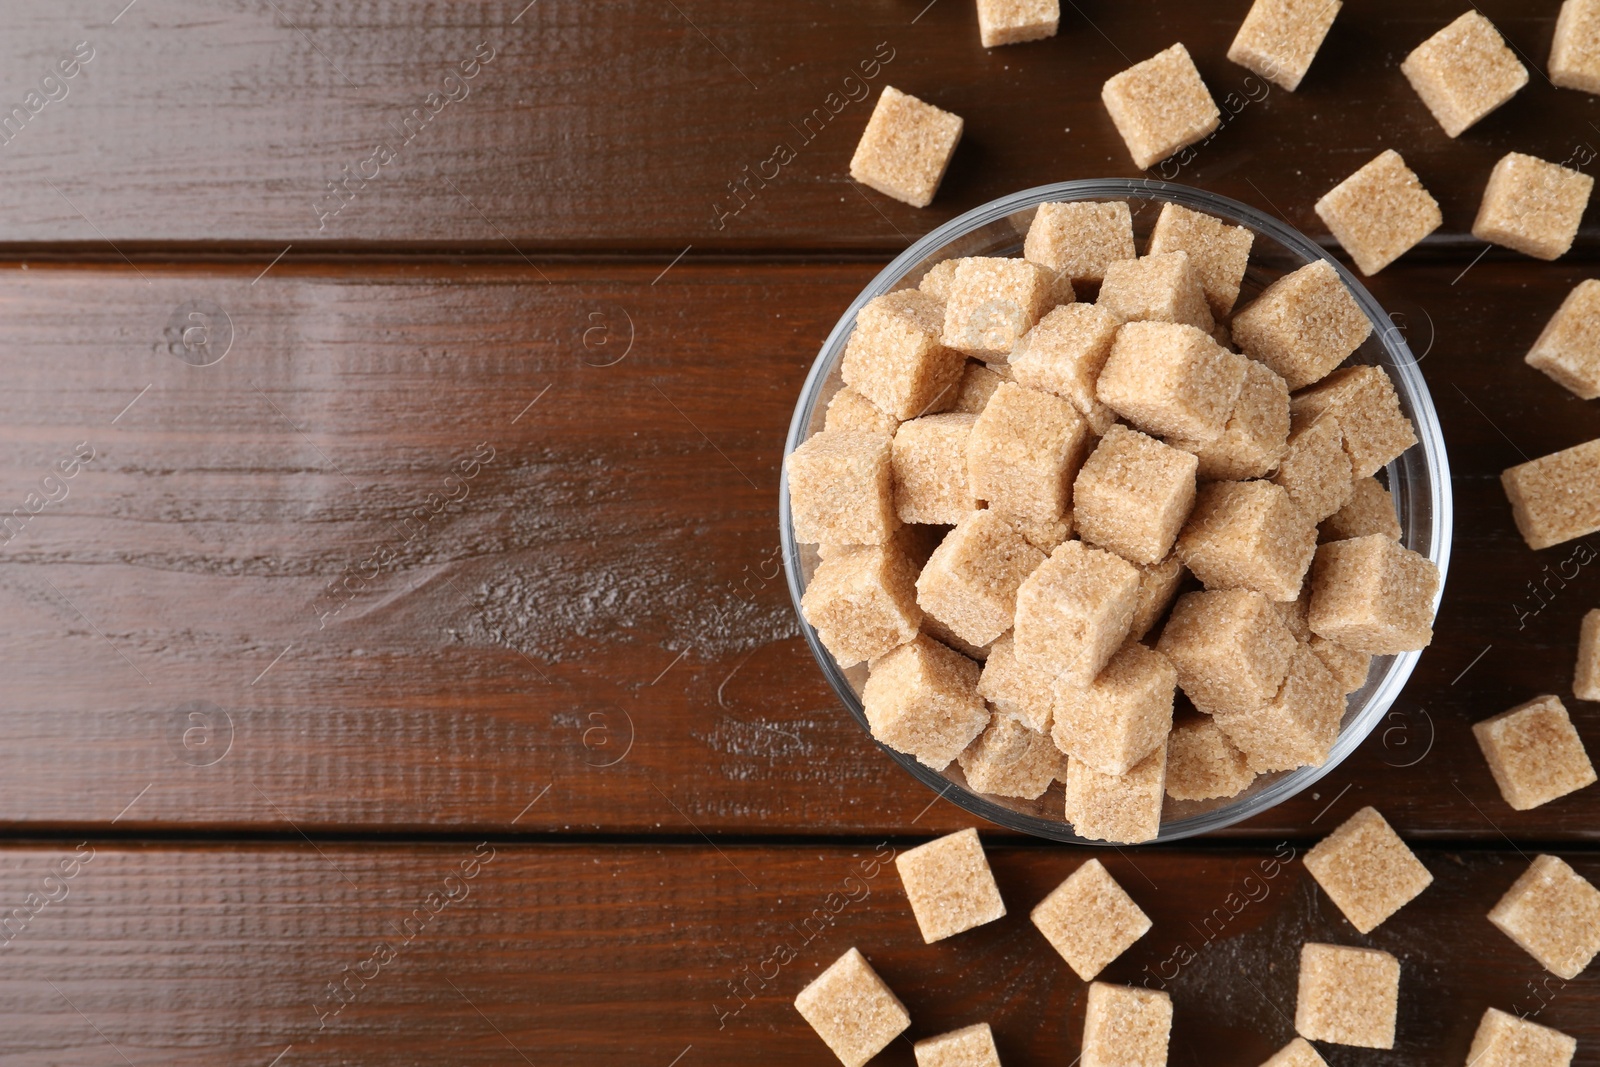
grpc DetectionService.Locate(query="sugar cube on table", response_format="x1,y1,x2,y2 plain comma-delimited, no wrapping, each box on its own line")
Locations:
1473,152,1595,261
1213,642,1345,772
1146,202,1255,317
1307,535,1440,654
1164,715,1256,801
952,360,1007,414
1073,426,1198,566
1294,943,1400,1049
1010,303,1121,417
1401,11,1528,137
1157,589,1298,715
1310,634,1372,695
1101,43,1221,171
1129,554,1186,640
1258,1038,1329,1067
842,289,966,419
1552,0,1600,95
1314,149,1441,276
979,632,1056,733
788,430,899,545
802,544,923,667
1297,363,1417,473
1178,480,1317,602
1473,694,1596,811
849,86,964,208
968,382,1089,525
917,510,1046,647
1081,983,1172,1067
1231,260,1373,390
1064,745,1167,844
895,827,1007,942
1489,854,1600,979
1015,540,1142,687
1227,0,1343,91
1030,858,1151,981
1097,322,1245,443
893,413,980,524
1321,475,1401,542
1502,438,1600,549
1054,641,1177,776
1468,1008,1578,1067
1273,413,1356,523
1174,359,1290,481
1527,279,1600,399
976,0,1059,48
1303,806,1433,933
826,386,901,435
794,947,911,1067
862,634,989,769
944,257,1068,359
1024,201,1136,284
914,1022,1003,1067
1097,253,1215,334
958,712,1066,799
1578,609,1600,700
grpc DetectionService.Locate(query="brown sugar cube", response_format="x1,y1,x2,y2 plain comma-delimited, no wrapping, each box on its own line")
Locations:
968,382,1089,524
1473,153,1595,261
1146,203,1255,317
1101,43,1221,170
862,634,989,769
1231,260,1373,390
1227,0,1343,91
977,0,1059,48
924,610,997,662
944,257,1068,359
1214,642,1344,772
1177,480,1317,602
1321,476,1401,542
1303,806,1433,933
1054,641,1177,776
914,1023,1002,1067
826,386,901,435
1468,1008,1578,1067
1157,589,1298,715
842,289,966,419
958,712,1067,799
1473,694,1596,811
1275,584,1313,641
1489,854,1600,979
1130,554,1186,641
788,430,899,545
893,414,980,524
917,511,1046,646
1174,360,1291,482
1401,11,1528,137
1064,746,1167,844
1259,1039,1330,1067
1294,943,1399,1049
1025,201,1137,284
1552,0,1600,94
818,522,944,567
794,947,911,1067
1527,280,1600,399
952,360,1007,414
979,632,1055,733
919,258,964,301
802,545,923,667
1309,635,1372,695
1165,714,1256,800
1314,150,1442,276
1081,983,1172,1067
1097,253,1215,334
849,86,964,208
1014,541,1142,687
1010,303,1121,418
1577,609,1600,700
895,827,1007,942
1502,438,1600,549
1097,322,1245,443
1003,511,1074,552
1074,426,1198,566
1273,414,1356,522
1308,535,1440,654
1030,858,1152,981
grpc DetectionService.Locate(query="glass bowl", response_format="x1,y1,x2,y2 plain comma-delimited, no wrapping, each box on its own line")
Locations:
779,179,1452,844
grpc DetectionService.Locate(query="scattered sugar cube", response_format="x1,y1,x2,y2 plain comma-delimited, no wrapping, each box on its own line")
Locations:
920,258,964,301
1064,746,1167,843
788,430,899,545
1401,11,1528,137
1314,149,1442,276
1174,359,1291,481
1010,303,1121,417
1473,694,1596,811
1321,476,1401,541
1526,280,1600,399
917,510,1046,646
1146,202,1254,316
1074,426,1198,566
944,257,1070,360
1578,609,1600,701
968,383,1089,524
1097,322,1245,443
1129,554,1186,641
1293,943,1399,1049
952,360,1008,413
1097,253,1215,334
1214,642,1344,771
1258,1038,1329,1067
1502,438,1600,549
802,544,923,667
1467,1007,1578,1067
826,386,901,435
1015,541,1141,687
1030,858,1152,981
842,289,966,419
863,634,989,769
979,632,1056,732
1308,535,1440,654
1273,413,1356,522
894,414,981,524
1227,0,1343,91
1177,480,1318,602
850,86,964,208
1081,982,1172,1067
1473,152,1595,261
1024,201,1137,284
896,827,1007,942
1054,640,1177,776
1158,588,1298,715
1310,634,1372,695
977,0,1060,48
1488,854,1600,979
1552,0,1600,94
958,711,1066,798
1164,715,1256,800
1303,806,1433,933
914,1022,1002,1067
1101,43,1221,170
1231,260,1373,390
794,947,912,1067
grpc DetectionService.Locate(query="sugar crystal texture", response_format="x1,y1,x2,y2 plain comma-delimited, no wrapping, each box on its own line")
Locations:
1307,535,1439,654
1101,43,1221,170
1321,476,1401,542
1054,641,1177,776
1314,150,1442,275
952,361,1008,414
1146,202,1255,316
924,610,996,662
1473,152,1595,261
1502,438,1600,549
917,510,1046,646
1098,253,1216,334
1010,303,1121,418
1299,365,1419,474
1258,1039,1329,1067
801,544,923,667
826,386,901,435
1488,854,1600,979
914,1022,1003,1067
1472,694,1596,811
1081,983,1172,1067
1401,11,1528,137
788,430,899,545
977,0,1059,48
895,827,1007,942
1157,588,1298,715
1272,413,1355,522
1293,943,1399,1049
1031,858,1151,981
1164,716,1257,800
794,947,911,1067
1014,541,1141,687
1227,0,1343,91
1577,609,1600,701
842,289,966,419
1303,806,1433,933
862,634,988,769
958,712,1066,799
893,413,981,524
1213,642,1344,772
850,86,964,208
979,632,1056,733
1129,554,1186,641
920,258,964,301
1064,745,1167,844
1526,280,1600,399
968,382,1089,525
1310,634,1372,695
1173,359,1290,481
1025,201,1137,284
1177,479,1318,602
1467,1008,1578,1067
1073,426,1198,566
1231,260,1372,390
1002,511,1074,552
1097,322,1245,443
1551,0,1600,95
944,257,1068,359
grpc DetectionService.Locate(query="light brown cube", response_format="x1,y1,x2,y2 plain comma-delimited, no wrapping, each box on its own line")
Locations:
1321,476,1401,542
1129,554,1186,641
862,634,989,769
788,430,899,545
1502,438,1600,549
1275,585,1313,640
842,289,966,419
1467,1008,1578,1067
1003,511,1074,552
952,360,1007,414
1101,43,1221,170
1578,608,1600,700
1258,1038,1329,1067
826,386,901,435
977,0,1059,47
1227,0,1343,91
979,632,1056,733
1054,641,1177,776
1273,413,1356,522
924,610,997,662
1314,149,1442,275
1177,480,1317,602
794,948,911,1067
968,383,1089,524
1473,694,1596,811
1010,303,1121,417
1303,806,1433,933
1214,642,1344,772
1231,260,1373,390
1473,152,1595,261
1157,589,1298,715
1164,715,1256,800
1308,535,1439,653
1527,280,1600,399
1489,854,1600,979
914,1023,1002,1067
895,827,1007,942
1293,943,1399,1049
893,414,980,524
1074,426,1198,566
1024,201,1137,284
944,257,1067,359
917,510,1046,646
1146,202,1255,316
1298,367,1418,480
850,86,964,208
802,545,923,667
1175,359,1291,481
1064,747,1166,843
1552,0,1600,94
1014,541,1142,687
1310,634,1372,695
958,712,1066,799
1030,858,1151,981
1081,983,1172,1067
1401,11,1528,137
1097,322,1245,443
1097,253,1215,334
919,258,963,301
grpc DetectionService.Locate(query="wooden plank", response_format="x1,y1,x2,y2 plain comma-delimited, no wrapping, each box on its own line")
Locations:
1,0,1596,251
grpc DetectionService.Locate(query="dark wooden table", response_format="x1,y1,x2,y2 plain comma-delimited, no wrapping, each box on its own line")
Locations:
0,1,1595,1063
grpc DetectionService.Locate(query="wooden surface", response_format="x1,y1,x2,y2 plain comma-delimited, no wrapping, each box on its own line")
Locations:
0,0,1597,1063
